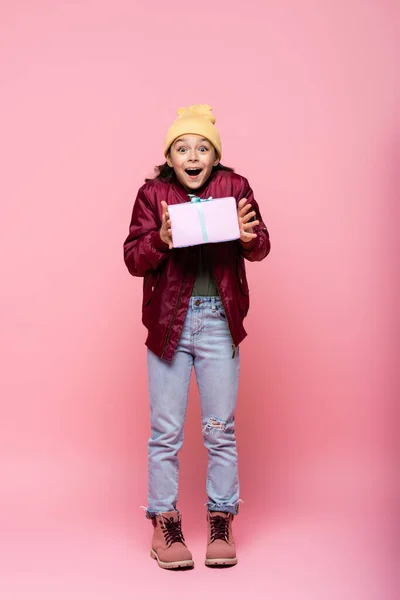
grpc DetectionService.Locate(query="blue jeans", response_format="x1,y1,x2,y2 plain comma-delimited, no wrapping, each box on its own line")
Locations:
146,296,240,518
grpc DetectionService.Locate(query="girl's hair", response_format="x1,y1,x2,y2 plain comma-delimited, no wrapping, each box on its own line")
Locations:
145,162,234,183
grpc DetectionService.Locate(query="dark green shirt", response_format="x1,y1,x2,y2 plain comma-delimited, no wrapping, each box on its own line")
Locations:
191,246,218,297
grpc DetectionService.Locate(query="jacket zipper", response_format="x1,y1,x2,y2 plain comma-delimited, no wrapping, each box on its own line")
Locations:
210,264,236,359
161,276,186,359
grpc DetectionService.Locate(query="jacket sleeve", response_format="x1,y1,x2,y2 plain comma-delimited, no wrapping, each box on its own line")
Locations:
123,185,170,277
237,178,271,262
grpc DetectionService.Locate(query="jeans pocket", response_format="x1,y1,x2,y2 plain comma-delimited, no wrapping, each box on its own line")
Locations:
215,307,228,322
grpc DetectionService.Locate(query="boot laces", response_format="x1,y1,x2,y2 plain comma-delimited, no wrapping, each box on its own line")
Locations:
160,517,185,547
210,514,230,543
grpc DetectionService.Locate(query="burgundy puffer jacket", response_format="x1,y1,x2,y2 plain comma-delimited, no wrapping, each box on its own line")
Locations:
123,170,270,361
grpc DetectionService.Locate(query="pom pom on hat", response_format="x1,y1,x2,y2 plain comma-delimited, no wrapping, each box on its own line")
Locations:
164,104,222,159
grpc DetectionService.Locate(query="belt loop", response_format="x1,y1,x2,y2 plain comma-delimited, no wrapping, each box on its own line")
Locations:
211,297,216,311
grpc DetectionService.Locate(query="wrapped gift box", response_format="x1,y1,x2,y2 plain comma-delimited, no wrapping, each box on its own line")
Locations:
168,196,240,248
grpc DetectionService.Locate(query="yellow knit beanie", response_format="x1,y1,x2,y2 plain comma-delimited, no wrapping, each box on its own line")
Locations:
164,104,222,159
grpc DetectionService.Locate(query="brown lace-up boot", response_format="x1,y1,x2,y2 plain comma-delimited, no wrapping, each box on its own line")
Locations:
205,511,237,567
150,511,194,569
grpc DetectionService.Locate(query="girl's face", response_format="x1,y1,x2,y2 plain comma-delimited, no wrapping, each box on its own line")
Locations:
167,134,219,190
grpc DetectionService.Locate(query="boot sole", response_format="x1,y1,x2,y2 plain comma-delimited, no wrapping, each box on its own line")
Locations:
150,549,194,570
205,557,238,567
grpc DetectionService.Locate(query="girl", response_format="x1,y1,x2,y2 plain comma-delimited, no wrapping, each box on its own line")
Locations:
123,104,270,569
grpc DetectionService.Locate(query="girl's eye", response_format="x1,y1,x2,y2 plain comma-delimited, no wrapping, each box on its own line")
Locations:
199,146,209,152
177,147,187,153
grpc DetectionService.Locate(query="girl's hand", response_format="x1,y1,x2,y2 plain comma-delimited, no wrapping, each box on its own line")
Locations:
237,198,259,243
160,201,173,249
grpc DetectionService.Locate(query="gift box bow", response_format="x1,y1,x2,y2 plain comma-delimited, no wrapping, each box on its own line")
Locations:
188,194,214,243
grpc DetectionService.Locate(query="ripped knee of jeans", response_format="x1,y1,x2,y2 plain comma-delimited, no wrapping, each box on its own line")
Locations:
203,416,227,435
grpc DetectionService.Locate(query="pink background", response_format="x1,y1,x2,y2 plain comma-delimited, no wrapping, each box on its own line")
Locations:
1,1,398,598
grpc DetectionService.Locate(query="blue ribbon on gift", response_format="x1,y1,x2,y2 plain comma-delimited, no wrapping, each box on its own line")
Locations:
188,194,213,243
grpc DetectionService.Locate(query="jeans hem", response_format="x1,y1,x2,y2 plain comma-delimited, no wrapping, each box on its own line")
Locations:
206,502,241,515
145,508,180,519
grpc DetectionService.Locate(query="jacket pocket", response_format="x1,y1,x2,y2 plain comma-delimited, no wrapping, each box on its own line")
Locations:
237,258,249,295
143,271,161,306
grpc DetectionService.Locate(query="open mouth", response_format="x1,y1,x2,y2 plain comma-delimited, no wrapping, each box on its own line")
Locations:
185,168,203,178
